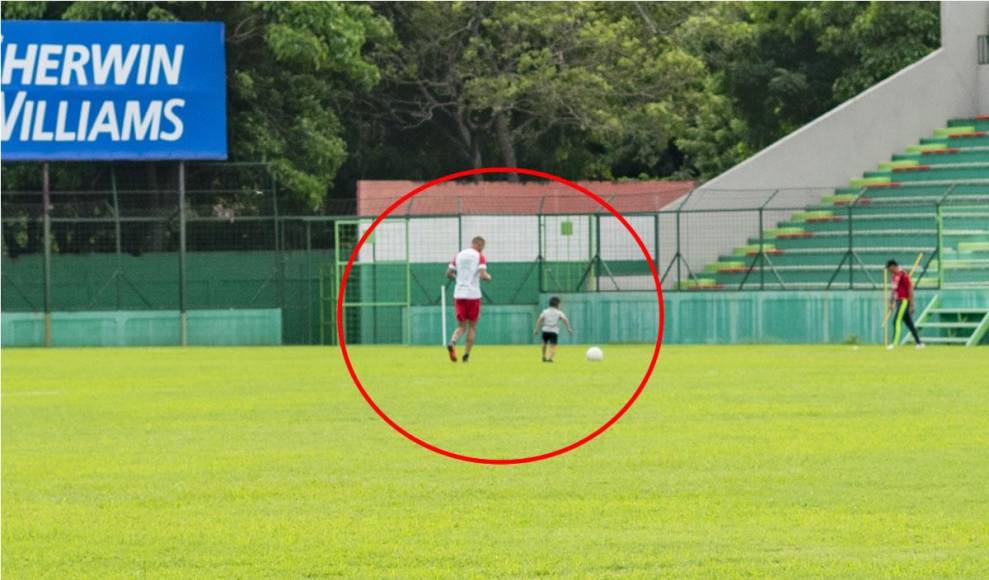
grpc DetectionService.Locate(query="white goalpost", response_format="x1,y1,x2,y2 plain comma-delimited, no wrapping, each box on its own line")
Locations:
440,284,447,346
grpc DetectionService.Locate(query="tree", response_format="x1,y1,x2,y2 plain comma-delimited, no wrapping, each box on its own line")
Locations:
820,2,939,101
362,2,717,182
3,1,941,202
676,1,939,166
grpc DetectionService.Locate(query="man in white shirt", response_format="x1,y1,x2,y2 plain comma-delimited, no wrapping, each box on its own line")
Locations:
446,236,492,363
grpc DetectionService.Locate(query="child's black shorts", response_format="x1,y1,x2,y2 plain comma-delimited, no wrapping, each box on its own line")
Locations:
541,331,558,344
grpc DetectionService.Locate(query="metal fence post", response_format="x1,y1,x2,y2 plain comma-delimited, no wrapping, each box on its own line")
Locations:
537,213,544,293
405,216,412,345
111,165,123,309
595,213,601,292
847,203,854,289
42,163,52,347
653,213,660,275
936,202,944,289
305,220,313,344
675,208,682,288
757,189,780,291
273,173,286,331
758,208,765,290
271,171,279,243
178,161,188,346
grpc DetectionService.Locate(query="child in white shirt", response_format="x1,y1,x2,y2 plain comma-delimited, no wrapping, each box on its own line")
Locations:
532,296,573,363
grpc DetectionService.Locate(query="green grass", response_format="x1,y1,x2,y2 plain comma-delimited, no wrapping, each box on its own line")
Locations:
3,345,988,578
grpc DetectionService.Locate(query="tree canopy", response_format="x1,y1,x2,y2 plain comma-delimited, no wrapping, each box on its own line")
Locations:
2,1,940,209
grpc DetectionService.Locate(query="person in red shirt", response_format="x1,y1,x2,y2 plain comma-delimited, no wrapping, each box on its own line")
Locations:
886,259,924,349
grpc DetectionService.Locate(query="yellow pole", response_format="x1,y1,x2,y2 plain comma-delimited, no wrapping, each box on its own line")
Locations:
908,252,924,277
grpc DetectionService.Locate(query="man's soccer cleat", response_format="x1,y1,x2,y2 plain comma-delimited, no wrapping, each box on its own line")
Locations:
916,342,926,349
886,344,895,350
447,343,457,362
462,353,470,363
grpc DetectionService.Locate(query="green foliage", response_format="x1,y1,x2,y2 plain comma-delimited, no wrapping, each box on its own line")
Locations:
226,2,391,209
677,1,939,165
363,2,718,181
3,2,941,201
822,2,940,101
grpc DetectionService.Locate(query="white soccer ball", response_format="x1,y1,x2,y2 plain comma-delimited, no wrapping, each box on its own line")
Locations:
586,346,604,362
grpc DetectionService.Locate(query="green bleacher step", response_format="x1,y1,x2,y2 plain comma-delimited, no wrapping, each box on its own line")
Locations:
907,144,951,154
791,217,989,233
920,135,989,147
715,251,937,269
866,166,989,182
791,210,835,222
948,116,989,131
849,176,891,188
835,183,989,199
920,337,970,344
879,160,920,171
959,242,989,252
732,243,778,256
679,278,720,290
893,150,989,165
703,261,746,273
763,227,808,239
934,126,977,137
822,193,859,205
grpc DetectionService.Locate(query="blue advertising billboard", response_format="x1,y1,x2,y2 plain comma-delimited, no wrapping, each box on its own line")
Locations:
1,20,227,160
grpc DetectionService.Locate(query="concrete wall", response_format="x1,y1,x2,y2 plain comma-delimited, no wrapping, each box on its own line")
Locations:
980,31,989,113
981,62,989,114
1,309,283,347
682,1,989,274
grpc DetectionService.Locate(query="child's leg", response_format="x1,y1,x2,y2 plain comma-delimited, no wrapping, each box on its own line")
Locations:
541,341,548,360
547,342,557,361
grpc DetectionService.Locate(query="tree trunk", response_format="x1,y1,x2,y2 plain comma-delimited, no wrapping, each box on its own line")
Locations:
470,141,484,182
454,104,484,182
495,113,519,182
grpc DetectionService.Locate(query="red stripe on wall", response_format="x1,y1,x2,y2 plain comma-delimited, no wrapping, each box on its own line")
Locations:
357,179,695,216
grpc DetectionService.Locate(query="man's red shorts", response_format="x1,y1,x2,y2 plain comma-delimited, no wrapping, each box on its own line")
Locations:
455,298,481,322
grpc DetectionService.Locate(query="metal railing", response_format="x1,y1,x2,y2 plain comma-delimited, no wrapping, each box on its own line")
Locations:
4,164,989,345
652,184,989,292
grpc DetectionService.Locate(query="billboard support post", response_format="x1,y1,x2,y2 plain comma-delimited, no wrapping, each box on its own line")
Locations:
42,163,53,347
111,165,123,309
178,161,188,346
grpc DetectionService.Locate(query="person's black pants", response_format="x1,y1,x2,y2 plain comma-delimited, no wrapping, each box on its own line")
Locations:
893,299,922,344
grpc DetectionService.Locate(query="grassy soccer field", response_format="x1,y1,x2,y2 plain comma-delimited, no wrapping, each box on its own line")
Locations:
3,345,988,577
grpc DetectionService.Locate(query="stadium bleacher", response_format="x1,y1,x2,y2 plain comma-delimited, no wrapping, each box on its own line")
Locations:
691,116,989,292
